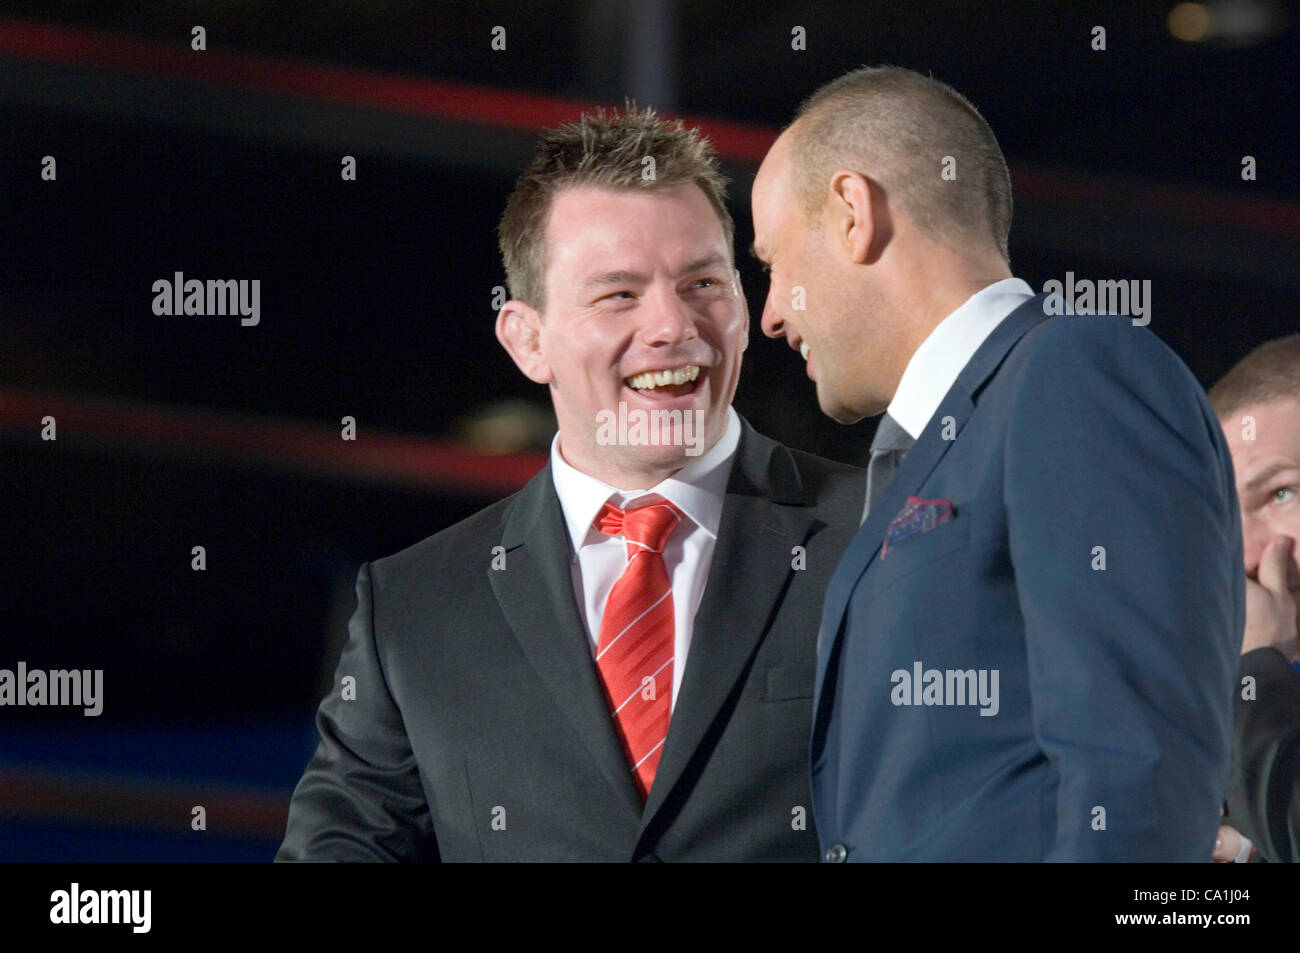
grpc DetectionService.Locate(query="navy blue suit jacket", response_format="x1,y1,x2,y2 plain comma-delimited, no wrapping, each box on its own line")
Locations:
811,295,1244,861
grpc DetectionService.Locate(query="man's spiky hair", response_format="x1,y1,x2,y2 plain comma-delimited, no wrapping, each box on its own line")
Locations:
498,105,733,311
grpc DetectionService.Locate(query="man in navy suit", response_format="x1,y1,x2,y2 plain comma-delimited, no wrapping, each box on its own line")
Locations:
749,65,1244,861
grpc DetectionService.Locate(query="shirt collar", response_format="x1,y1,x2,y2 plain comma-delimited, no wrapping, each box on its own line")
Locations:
887,277,1034,439
550,405,741,552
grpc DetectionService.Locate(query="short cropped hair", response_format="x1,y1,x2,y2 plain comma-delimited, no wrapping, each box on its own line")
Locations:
498,106,734,311
1209,334,1300,421
790,65,1013,262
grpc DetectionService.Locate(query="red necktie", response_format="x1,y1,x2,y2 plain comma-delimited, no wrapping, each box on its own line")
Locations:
593,498,683,800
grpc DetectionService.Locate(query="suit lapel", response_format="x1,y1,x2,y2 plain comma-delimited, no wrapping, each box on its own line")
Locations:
488,467,643,816
812,296,1051,754
637,421,817,837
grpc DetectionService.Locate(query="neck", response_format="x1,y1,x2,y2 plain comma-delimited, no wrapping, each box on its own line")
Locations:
899,247,1010,360
865,245,1011,414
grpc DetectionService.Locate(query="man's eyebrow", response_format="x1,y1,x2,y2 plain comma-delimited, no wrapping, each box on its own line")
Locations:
678,253,729,276
581,269,648,289
1245,461,1300,493
581,256,730,289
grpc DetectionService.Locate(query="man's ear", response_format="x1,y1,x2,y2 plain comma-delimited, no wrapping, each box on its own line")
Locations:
829,169,888,265
496,300,553,385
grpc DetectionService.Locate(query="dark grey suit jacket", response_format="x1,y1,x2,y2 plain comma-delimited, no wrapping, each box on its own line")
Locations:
1226,648,1300,862
277,417,863,861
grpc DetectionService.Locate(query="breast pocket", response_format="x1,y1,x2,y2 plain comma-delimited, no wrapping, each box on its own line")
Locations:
864,509,972,596
763,663,815,701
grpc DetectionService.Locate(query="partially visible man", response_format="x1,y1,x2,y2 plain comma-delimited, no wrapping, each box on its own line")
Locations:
1211,334,1300,863
277,108,864,861
752,66,1244,860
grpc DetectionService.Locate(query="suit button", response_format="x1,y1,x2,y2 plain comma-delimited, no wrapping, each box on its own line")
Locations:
824,843,848,863
638,853,662,863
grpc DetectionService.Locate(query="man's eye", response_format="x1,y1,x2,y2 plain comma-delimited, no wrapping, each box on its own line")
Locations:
693,278,719,288
604,291,634,300
1273,486,1296,504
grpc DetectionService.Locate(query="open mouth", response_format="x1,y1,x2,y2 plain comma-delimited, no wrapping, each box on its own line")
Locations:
623,364,704,400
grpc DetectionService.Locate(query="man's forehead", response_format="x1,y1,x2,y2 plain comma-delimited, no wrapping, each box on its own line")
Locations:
751,164,775,208
1230,398,1300,435
752,131,797,234
1224,399,1300,483
542,187,729,288
761,123,798,170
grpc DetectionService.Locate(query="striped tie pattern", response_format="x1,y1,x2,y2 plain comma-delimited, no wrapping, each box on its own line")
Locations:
593,498,683,800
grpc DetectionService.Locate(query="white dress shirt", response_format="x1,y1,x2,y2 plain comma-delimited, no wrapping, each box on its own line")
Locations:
887,277,1035,440
549,406,742,711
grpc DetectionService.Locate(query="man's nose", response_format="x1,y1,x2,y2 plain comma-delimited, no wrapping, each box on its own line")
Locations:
642,286,695,346
760,288,785,339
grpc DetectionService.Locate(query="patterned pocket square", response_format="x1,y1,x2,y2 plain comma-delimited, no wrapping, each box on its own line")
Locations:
881,496,956,559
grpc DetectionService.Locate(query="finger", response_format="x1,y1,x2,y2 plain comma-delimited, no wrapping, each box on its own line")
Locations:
1213,825,1242,862
1257,536,1294,597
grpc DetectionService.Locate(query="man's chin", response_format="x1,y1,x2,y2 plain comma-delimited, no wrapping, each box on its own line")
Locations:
597,426,710,471
639,444,696,469
817,388,866,426
592,444,696,485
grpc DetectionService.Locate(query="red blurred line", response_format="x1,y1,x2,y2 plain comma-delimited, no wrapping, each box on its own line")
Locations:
0,17,1296,236
0,765,288,838
0,386,547,496
0,16,776,162
1011,166,1300,240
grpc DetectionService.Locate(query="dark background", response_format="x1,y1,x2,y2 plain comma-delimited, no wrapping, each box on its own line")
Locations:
1,0,1296,859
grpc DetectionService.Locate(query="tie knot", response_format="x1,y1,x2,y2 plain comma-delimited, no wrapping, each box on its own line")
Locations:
871,412,914,455
595,499,683,554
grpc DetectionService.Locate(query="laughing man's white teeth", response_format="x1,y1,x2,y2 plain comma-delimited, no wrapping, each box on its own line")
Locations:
625,364,702,390
800,342,810,362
